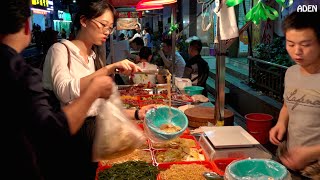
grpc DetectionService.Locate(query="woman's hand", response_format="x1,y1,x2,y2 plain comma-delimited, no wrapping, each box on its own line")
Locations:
89,76,114,99
107,59,142,75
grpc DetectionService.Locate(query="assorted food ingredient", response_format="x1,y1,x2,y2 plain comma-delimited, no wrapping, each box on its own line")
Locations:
141,95,166,100
155,147,205,163
159,163,211,180
98,161,159,180
99,149,152,166
159,123,182,133
152,136,197,149
191,94,209,103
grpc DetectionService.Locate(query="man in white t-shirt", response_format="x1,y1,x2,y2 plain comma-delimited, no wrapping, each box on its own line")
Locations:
129,23,142,43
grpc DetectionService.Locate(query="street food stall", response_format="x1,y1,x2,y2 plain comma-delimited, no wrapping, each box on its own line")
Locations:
95,71,278,178
95,0,294,179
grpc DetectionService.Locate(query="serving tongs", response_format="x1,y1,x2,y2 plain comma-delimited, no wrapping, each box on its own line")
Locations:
163,99,191,106
115,68,171,76
203,172,223,180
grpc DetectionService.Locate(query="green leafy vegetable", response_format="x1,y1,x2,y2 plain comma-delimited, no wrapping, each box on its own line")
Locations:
98,161,159,180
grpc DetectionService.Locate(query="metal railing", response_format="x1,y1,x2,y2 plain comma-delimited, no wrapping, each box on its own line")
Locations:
248,56,288,102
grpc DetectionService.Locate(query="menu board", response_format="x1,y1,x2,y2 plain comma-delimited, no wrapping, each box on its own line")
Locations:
117,18,139,30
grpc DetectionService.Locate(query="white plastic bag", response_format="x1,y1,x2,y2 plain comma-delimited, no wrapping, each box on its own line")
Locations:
92,83,146,161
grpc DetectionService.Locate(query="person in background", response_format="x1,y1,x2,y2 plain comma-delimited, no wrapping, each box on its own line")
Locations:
158,39,186,77
183,39,209,96
143,27,153,48
269,11,320,178
68,27,76,41
60,28,67,39
131,46,165,85
129,23,142,42
106,35,130,65
118,33,125,41
0,0,115,179
128,37,144,63
41,27,58,54
42,1,155,179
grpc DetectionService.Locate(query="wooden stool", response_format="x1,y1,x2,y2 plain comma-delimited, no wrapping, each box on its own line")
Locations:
184,106,234,128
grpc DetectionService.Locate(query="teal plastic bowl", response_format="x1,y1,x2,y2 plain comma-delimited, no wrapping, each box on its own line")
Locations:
226,159,289,180
184,86,204,96
145,106,188,141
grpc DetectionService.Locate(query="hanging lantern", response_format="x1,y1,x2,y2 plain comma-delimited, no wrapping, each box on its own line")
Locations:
139,0,177,6
136,3,164,11
136,0,164,11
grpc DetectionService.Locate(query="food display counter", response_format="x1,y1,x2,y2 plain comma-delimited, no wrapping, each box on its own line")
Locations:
95,84,275,180
96,122,219,180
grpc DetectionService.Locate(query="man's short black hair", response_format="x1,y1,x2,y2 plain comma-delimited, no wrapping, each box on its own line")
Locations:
139,46,152,60
282,11,320,41
189,40,203,53
1,0,31,34
132,37,144,46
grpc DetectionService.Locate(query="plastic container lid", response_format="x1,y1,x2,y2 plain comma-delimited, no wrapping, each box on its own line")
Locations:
184,86,204,96
225,159,290,180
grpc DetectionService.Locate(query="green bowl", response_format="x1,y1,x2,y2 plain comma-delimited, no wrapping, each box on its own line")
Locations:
184,86,204,96
145,106,188,141
226,159,288,180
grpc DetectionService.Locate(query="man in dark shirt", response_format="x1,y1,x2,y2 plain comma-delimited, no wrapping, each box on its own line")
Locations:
183,39,209,96
0,0,116,179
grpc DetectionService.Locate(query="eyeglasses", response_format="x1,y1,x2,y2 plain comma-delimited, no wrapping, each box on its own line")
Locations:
91,19,115,34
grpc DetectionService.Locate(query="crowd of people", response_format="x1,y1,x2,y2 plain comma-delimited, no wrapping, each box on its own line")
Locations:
106,20,210,93
2,0,319,179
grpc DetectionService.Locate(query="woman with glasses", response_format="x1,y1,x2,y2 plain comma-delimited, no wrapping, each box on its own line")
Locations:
42,0,155,179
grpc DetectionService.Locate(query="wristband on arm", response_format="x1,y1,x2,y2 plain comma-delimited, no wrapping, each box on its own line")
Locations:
135,109,140,120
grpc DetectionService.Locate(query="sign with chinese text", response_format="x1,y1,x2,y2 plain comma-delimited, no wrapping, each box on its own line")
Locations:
118,12,142,18
32,0,48,7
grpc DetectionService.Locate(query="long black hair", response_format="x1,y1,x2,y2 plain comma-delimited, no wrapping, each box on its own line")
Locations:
73,0,117,70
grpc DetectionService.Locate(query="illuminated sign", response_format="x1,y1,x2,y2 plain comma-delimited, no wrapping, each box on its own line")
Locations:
58,10,72,21
118,12,142,18
47,0,54,11
117,18,139,30
31,8,49,15
32,0,49,7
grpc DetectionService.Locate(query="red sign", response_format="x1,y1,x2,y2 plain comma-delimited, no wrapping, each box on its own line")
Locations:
118,12,142,18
